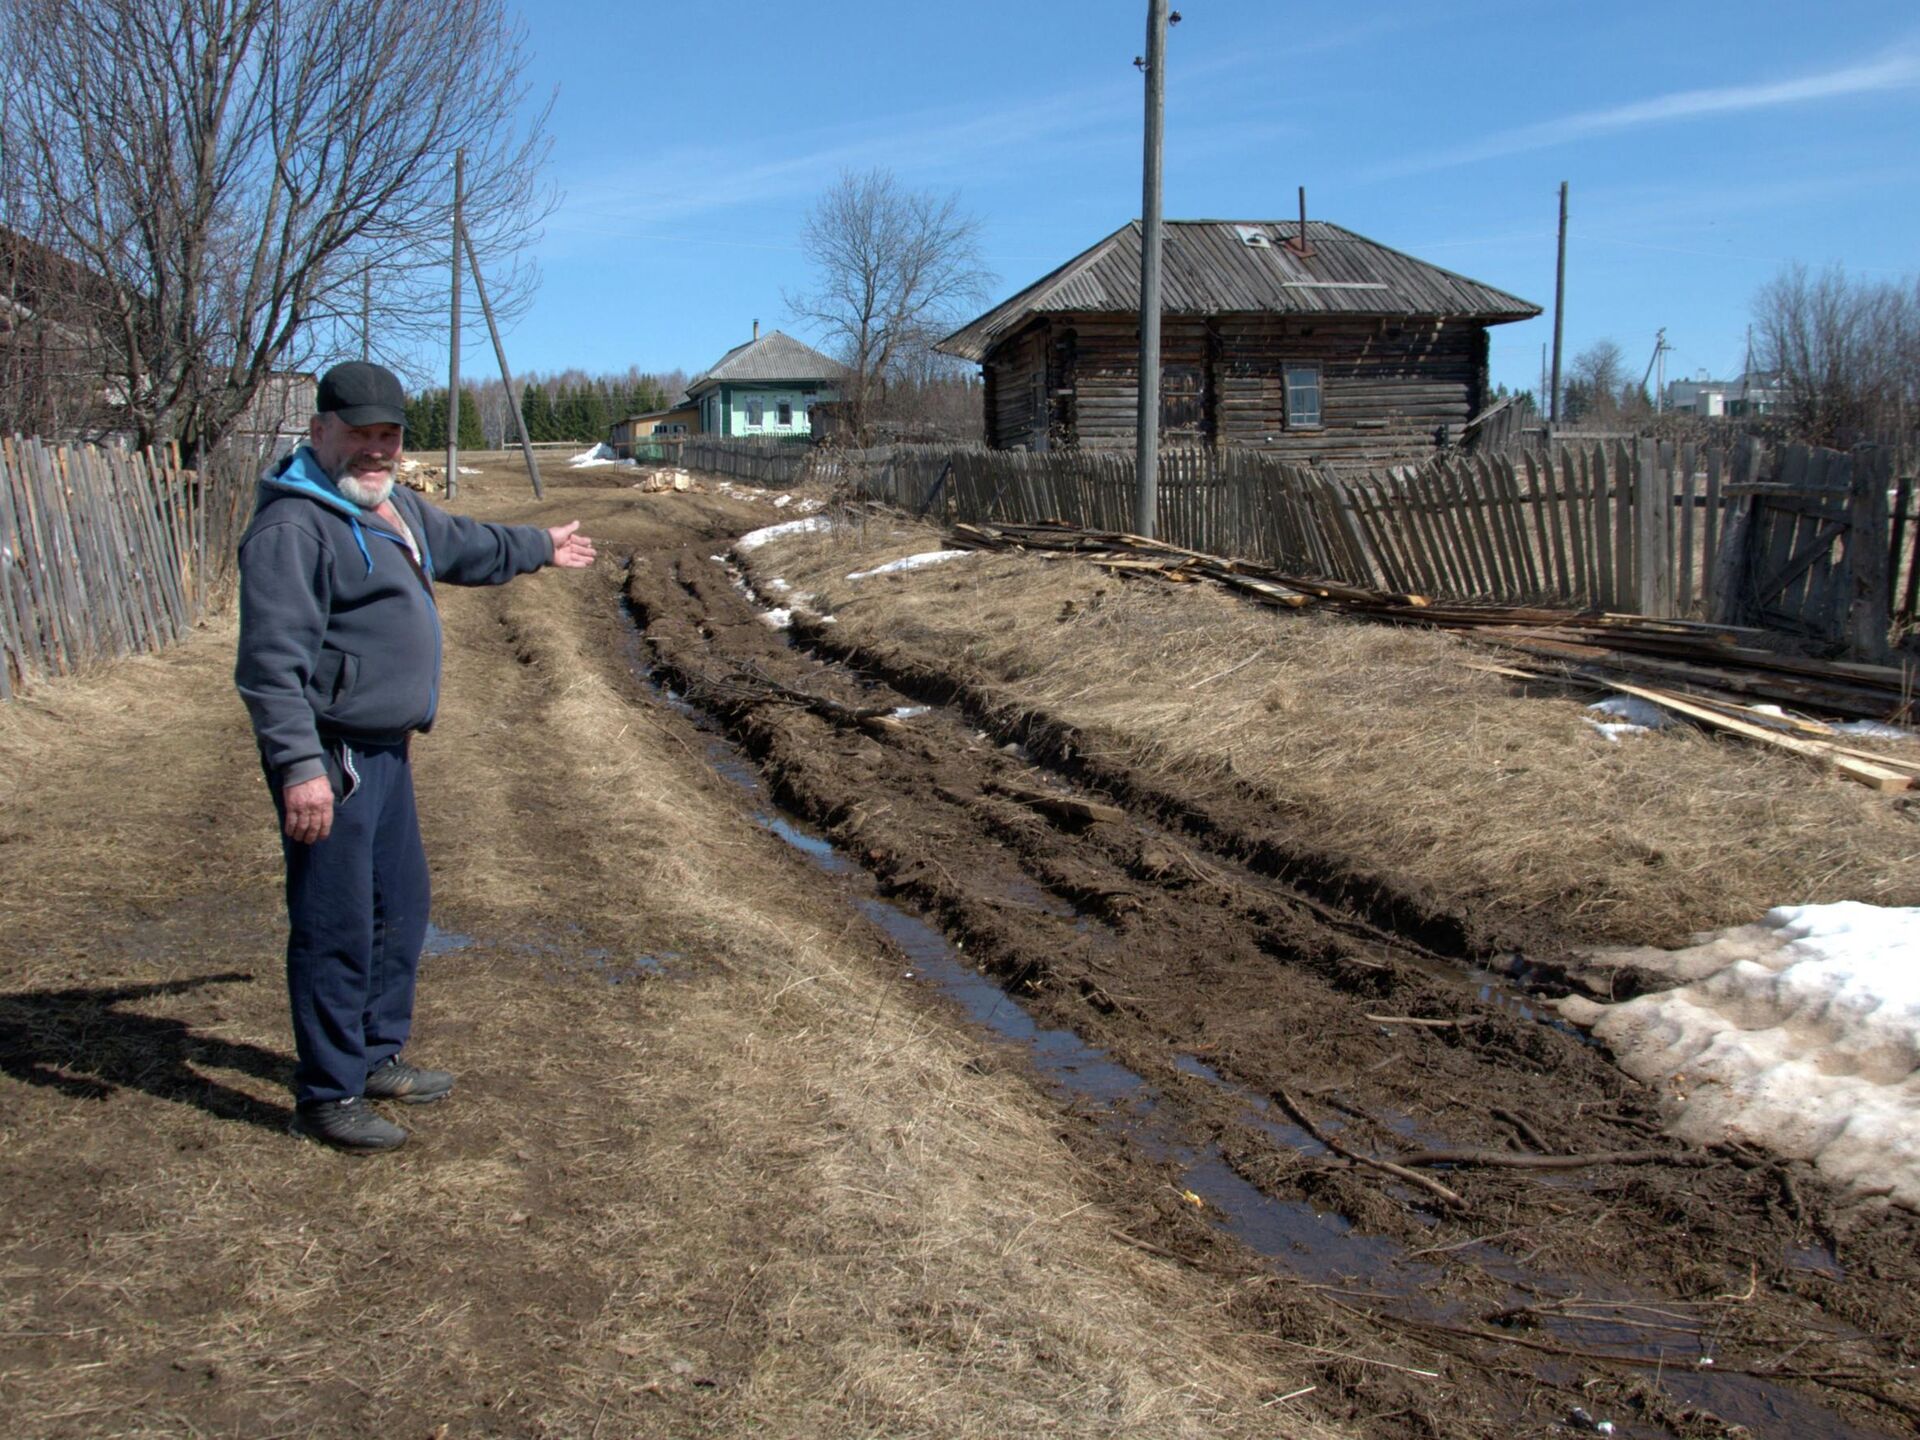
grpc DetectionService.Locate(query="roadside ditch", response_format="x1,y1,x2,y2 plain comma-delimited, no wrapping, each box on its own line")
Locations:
612,538,1920,1439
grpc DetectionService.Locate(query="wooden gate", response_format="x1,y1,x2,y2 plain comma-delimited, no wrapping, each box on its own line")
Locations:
1712,443,1892,660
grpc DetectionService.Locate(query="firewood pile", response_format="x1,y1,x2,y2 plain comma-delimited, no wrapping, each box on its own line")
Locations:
395,457,444,494
949,521,1918,792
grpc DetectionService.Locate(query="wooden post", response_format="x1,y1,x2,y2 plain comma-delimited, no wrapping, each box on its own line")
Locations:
1550,182,1568,425
1634,437,1671,616
446,148,464,501
460,223,543,499
1709,436,1761,625
1133,0,1168,539
1847,445,1891,661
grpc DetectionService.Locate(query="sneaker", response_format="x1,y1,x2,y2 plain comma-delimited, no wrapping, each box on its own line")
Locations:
364,1055,455,1105
291,1097,408,1153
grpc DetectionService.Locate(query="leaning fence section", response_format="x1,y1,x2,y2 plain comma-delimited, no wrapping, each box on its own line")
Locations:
0,437,253,697
811,438,1914,658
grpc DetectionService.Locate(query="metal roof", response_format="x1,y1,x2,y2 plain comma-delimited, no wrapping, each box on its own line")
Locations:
937,220,1542,361
684,329,845,393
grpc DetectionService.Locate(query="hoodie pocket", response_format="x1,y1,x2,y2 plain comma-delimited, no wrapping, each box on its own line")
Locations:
313,649,359,704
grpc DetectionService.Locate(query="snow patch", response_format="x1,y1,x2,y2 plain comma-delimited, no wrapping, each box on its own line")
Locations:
736,516,831,551
1586,721,1652,743
845,549,970,581
568,443,635,469
1561,903,1920,1207
1583,696,1675,743
1587,696,1673,728
1833,720,1914,740
759,608,795,630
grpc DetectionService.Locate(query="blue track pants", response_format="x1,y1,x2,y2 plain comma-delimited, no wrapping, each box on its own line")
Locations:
272,739,431,1106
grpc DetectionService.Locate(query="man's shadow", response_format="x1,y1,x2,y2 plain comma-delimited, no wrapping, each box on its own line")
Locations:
0,973,292,1133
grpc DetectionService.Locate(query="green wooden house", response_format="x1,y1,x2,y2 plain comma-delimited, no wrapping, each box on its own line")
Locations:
684,325,843,439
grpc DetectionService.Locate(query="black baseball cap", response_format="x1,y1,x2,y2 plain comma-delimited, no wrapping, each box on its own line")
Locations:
316,361,408,428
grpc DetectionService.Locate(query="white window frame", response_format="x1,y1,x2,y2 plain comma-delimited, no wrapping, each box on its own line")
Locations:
777,400,793,426
1284,363,1322,429
745,397,764,427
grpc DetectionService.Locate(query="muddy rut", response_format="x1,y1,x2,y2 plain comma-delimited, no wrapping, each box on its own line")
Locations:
626,538,1920,1440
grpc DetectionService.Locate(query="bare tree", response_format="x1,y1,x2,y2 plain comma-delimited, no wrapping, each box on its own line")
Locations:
0,0,553,452
787,168,991,442
1752,262,1919,445
1564,339,1628,422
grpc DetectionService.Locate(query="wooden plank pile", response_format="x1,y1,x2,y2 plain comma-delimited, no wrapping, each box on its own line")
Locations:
948,520,1918,791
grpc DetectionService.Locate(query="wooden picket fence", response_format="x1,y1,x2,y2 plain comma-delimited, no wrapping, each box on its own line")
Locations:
652,436,812,486
0,437,255,697
818,439,1917,658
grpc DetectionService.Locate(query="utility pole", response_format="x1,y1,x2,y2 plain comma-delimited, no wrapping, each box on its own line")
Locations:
1550,181,1567,425
1640,327,1669,413
462,225,544,498
1133,0,1170,540
1540,342,1548,416
446,148,464,501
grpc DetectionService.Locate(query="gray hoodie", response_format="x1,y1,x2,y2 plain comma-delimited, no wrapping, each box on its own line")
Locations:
235,445,553,788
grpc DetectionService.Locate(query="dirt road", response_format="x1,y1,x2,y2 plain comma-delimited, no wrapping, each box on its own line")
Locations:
2,463,1915,1438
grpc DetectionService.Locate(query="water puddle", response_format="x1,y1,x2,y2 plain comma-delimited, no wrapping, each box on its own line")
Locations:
422,920,674,984
624,583,1894,1440
422,921,473,956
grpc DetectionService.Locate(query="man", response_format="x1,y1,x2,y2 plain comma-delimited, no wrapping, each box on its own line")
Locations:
236,361,596,1153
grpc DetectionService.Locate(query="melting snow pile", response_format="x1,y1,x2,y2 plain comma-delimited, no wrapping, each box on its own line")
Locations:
735,516,831,551
1584,695,1674,743
568,443,634,468
845,549,970,581
1561,903,1920,1207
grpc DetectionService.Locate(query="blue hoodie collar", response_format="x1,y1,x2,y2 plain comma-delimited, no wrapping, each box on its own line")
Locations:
267,444,380,574
266,443,369,517
264,444,436,584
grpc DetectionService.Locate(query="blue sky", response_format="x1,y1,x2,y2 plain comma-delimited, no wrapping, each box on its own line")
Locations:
465,0,1920,400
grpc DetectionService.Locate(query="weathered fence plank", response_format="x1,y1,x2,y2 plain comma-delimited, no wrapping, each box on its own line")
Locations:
0,436,249,695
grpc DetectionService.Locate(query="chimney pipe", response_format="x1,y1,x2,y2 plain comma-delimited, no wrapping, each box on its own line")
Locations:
1285,186,1314,257
752,318,759,340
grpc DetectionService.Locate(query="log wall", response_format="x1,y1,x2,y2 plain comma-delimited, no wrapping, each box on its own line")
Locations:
983,313,1491,464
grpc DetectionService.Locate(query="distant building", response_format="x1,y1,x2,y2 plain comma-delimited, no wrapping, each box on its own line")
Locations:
1665,370,1784,417
0,225,117,436
235,371,317,440
609,403,699,457
684,324,843,439
937,218,1539,462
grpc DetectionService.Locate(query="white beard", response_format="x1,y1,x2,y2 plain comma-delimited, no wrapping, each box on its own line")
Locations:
336,471,395,508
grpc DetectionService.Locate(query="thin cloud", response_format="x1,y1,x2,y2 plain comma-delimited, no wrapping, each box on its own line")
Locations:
1368,44,1920,179
551,88,1133,234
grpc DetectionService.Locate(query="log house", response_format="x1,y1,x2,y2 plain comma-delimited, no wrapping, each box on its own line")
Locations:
938,220,1540,464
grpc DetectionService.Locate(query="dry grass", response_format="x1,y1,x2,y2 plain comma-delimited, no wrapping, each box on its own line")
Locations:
0,469,1344,1439
751,511,1920,949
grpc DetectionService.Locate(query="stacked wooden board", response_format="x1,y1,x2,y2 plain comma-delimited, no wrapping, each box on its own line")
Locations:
947,521,1918,791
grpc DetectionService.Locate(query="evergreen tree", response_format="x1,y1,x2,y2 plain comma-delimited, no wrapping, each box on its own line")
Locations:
457,386,485,449
521,382,554,443
557,383,588,441
579,383,610,440
404,392,433,444
411,389,448,451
